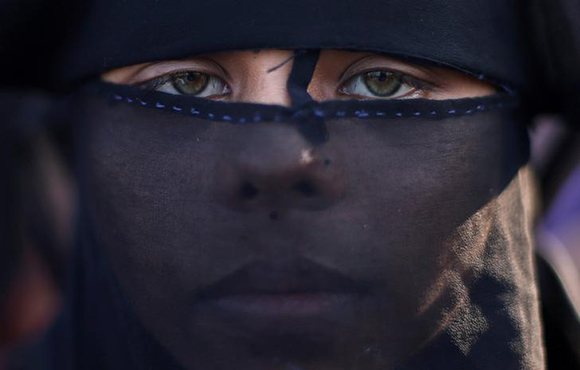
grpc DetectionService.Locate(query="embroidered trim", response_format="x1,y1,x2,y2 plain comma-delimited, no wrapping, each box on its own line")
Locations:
98,82,519,124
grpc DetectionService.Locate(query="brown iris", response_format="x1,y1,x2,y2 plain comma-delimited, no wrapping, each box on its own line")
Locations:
172,72,209,95
362,71,402,97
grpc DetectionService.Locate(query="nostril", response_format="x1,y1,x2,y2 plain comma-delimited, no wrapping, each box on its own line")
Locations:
239,182,259,200
293,180,318,197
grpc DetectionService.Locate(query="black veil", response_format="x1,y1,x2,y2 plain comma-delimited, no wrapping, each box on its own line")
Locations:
2,0,579,369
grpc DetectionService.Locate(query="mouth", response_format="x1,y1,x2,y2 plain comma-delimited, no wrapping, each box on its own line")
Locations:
193,257,368,319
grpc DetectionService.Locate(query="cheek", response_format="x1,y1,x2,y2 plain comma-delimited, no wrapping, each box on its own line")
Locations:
312,115,517,305
81,105,243,311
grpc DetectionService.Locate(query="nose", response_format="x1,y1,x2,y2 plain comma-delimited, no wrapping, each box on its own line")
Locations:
217,124,345,215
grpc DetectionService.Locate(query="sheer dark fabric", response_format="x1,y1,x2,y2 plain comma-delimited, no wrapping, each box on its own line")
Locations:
7,78,543,369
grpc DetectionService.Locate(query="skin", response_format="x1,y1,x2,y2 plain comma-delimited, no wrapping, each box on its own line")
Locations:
103,49,496,104
92,50,501,370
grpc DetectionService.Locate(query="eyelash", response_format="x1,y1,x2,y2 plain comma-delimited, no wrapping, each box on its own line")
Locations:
140,73,178,90
140,70,218,87
139,69,433,99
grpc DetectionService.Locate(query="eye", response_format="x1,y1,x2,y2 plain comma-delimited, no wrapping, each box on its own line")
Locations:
339,70,420,99
145,71,231,98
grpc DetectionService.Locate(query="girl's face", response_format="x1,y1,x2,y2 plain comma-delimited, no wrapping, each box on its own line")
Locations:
91,49,503,370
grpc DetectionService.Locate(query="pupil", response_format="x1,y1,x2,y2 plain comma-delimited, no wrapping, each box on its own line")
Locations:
186,72,198,82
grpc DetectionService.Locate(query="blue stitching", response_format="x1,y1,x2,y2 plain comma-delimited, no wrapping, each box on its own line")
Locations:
108,93,512,122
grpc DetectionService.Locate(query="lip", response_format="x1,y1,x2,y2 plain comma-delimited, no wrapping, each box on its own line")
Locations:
193,258,367,319
209,292,355,317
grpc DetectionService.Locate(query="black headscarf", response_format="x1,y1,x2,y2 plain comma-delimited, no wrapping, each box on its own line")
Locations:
4,0,577,369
